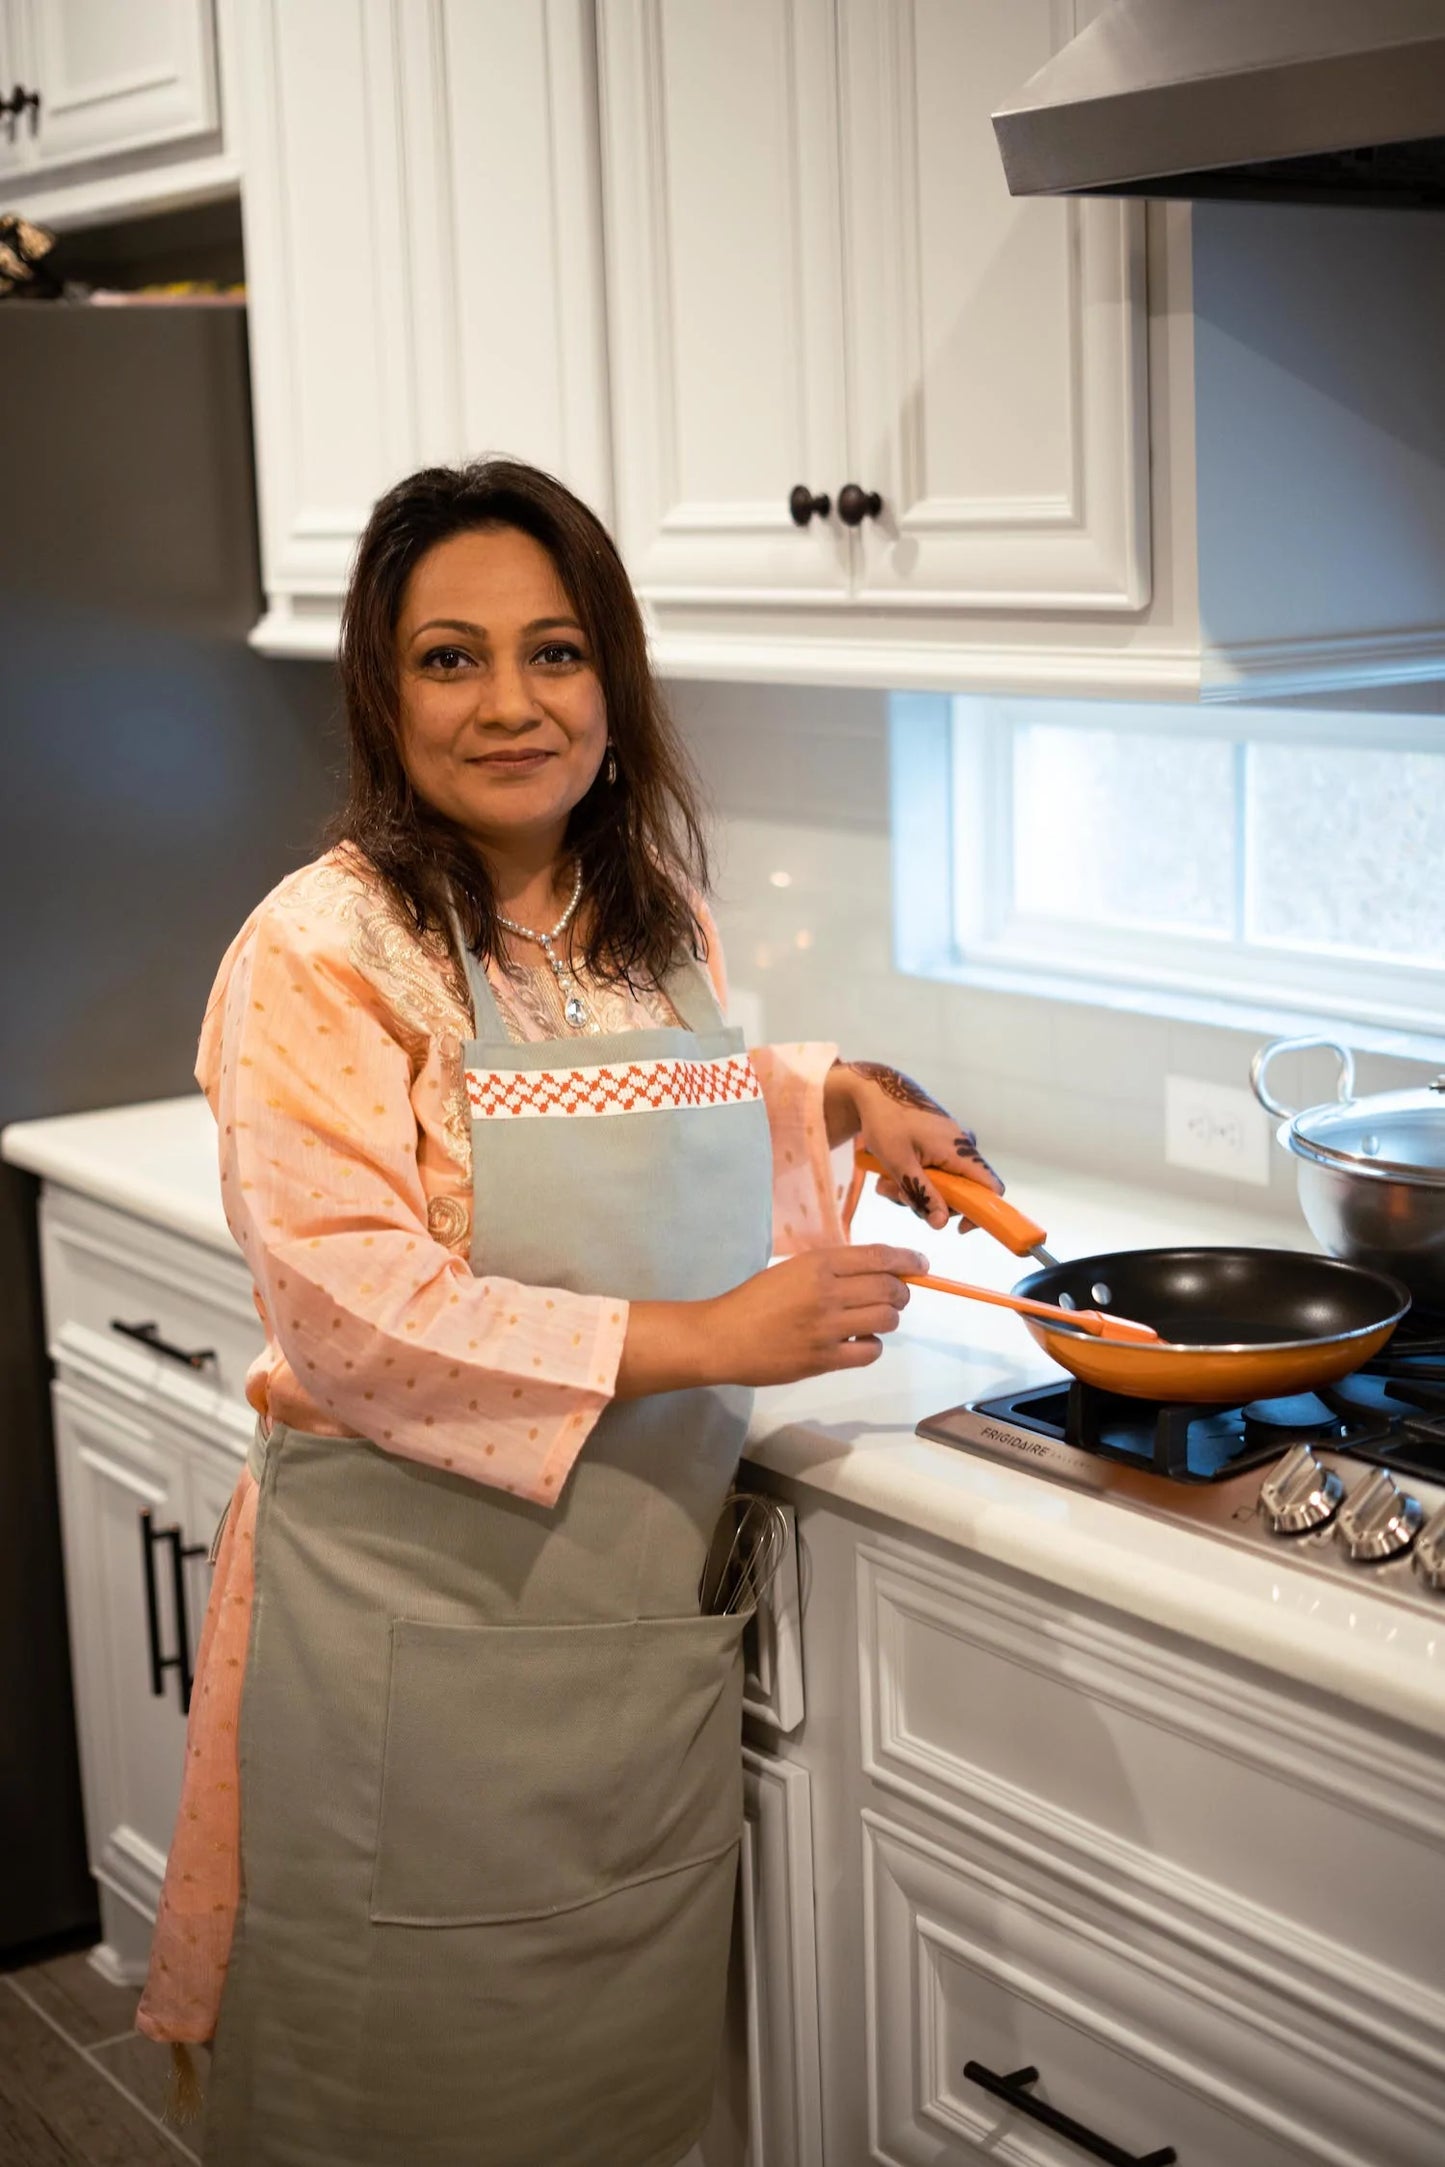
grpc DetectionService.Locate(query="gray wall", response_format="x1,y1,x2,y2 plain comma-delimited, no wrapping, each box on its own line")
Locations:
0,301,340,1950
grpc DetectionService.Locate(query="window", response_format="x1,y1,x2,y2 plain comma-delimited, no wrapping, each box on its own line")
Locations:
891,693,1445,1036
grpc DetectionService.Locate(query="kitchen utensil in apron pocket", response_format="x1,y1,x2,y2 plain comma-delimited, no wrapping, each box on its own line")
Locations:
700,1489,788,1617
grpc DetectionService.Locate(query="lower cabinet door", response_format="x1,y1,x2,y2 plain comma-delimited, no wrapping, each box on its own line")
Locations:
51,1379,200,1928
703,1747,825,2167
741,1749,825,2167
865,1808,1443,2167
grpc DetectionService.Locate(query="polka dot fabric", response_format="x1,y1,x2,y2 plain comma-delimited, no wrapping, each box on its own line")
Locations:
136,848,850,2046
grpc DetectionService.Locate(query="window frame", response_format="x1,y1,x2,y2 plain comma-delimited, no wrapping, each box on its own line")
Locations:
890,692,1445,1039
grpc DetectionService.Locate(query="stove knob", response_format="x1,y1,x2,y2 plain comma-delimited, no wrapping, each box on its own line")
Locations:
1258,1444,1344,1535
1335,1469,1424,1563
1412,1503,1445,1590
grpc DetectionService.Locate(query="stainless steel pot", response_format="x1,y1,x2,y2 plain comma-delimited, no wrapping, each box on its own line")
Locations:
1252,1036,1445,1307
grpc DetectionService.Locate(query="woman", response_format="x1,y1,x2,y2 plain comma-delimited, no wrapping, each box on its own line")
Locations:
137,459,999,2167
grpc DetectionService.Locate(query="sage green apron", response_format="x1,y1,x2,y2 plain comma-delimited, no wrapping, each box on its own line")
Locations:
204,923,773,2167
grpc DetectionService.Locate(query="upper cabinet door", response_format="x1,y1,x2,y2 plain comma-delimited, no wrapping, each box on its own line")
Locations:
241,0,613,650
18,0,218,176
238,0,420,616
597,0,852,603
837,0,1149,612
0,2,36,181
401,0,613,521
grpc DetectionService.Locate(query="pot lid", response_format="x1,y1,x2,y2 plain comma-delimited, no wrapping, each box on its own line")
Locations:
1289,1080,1445,1184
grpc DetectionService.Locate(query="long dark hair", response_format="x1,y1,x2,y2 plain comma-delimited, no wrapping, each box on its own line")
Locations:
329,458,711,989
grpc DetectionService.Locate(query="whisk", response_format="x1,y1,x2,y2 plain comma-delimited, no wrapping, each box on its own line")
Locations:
699,1490,789,1617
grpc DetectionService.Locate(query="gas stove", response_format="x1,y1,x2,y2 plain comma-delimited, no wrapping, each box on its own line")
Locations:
918,1315,1445,1614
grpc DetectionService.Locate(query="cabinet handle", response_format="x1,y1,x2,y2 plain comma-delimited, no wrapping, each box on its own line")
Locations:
836,483,883,526
140,1511,209,1715
962,2062,1176,2167
0,84,40,137
111,1318,218,1374
788,485,831,527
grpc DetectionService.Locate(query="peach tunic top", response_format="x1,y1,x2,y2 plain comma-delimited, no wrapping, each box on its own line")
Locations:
137,845,854,2045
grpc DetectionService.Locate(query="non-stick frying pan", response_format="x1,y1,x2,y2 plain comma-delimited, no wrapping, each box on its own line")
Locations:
857,1152,1411,1401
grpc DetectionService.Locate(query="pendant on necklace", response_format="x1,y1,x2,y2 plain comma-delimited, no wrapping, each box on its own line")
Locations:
536,927,590,1030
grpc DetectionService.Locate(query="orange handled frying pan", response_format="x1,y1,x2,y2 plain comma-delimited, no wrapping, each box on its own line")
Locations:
855,1150,1411,1401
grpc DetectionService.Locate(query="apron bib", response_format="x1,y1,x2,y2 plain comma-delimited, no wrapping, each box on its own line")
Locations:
203,923,773,2167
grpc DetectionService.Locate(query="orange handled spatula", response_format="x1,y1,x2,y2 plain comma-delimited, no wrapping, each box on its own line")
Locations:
904,1270,1159,1344
854,1148,1060,1268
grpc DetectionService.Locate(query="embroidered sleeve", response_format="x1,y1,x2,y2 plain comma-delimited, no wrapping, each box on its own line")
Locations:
692,897,853,1253
202,898,625,1507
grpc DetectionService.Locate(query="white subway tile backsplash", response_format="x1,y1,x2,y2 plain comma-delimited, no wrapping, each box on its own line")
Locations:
941,984,1056,1082
1047,1003,1171,1108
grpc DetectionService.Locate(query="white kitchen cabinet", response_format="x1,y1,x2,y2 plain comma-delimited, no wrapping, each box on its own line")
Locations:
14,0,218,175
229,4,1445,701
705,1746,824,2167
738,1750,824,2167
597,1,1146,634
28,1177,260,1984
240,0,612,656
0,0,233,226
51,1377,199,1984
837,0,1146,614
867,1807,1360,2167
744,1491,1445,2167
595,3,1445,700
595,0,852,608
0,1,35,182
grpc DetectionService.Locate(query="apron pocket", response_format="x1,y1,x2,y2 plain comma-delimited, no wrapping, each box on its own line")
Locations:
369,1611,749,1926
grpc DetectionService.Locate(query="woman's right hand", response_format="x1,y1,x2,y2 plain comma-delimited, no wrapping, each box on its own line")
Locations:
704,1244,928,1385
615,1244,928,1398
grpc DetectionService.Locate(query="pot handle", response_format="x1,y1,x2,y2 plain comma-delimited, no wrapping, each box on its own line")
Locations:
1250,1035,1355,1120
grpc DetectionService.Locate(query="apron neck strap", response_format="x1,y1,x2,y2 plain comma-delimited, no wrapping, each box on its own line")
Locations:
662,946,727,1036
447,904,511,1046
449,897,727,1044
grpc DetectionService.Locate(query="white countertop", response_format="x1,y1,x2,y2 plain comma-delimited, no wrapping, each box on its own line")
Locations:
7,1093,1440,1737
3,1093,231,1250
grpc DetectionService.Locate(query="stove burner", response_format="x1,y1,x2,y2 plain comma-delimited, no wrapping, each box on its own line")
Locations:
1376,1308,1445,1367
1240,1393,1341,1450
970,1311,1445,1489
977,1380,1287,1483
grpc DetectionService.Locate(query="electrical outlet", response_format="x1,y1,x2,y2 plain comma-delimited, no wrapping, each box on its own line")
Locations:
1164,1075,1271,1185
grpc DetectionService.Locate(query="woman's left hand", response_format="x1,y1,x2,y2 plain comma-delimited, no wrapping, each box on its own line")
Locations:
827,1060,1004,1233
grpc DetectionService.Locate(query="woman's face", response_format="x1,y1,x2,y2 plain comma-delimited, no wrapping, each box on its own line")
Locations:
395,525,608,857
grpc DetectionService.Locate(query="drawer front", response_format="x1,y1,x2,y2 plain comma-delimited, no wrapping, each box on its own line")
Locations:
866,1809,1445,2167
40,1187,263,1414
857,1539,1445,1995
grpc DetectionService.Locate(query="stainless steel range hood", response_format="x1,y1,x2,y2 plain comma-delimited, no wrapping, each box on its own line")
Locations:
993,0,1445,206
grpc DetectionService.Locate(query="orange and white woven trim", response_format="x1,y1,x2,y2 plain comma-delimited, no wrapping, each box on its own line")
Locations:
464,1052,762,1121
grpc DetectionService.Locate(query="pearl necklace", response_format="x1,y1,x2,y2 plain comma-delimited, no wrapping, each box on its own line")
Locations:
496,867,590,1030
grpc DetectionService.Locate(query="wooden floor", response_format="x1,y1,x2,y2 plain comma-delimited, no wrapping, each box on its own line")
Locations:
0,1948,204,2165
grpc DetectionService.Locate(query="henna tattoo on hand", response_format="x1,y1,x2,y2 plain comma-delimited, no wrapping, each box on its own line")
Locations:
954,1132,1003,1190
898,1173,934,1220
846,1061,948,1117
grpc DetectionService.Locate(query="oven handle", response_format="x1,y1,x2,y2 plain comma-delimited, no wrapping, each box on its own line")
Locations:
962,2061,1177,2167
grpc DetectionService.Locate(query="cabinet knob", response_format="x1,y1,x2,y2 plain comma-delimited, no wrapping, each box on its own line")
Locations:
788,485,831,528
837,483,883,526
0,84,40,137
